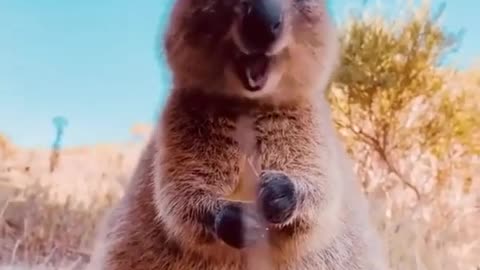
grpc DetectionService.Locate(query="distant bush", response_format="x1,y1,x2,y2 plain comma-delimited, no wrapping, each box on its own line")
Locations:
0,134,15,160
327,3,479,268
328,1,479,199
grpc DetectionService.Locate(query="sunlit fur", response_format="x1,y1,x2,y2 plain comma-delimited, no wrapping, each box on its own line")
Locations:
88,0,388,269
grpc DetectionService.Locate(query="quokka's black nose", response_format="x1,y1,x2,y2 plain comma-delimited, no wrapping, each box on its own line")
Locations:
238,0,283,53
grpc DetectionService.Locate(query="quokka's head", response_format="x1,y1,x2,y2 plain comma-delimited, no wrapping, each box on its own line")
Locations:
163,0,339,100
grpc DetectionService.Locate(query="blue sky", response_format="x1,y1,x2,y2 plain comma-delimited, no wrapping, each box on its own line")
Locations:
0,0,478,148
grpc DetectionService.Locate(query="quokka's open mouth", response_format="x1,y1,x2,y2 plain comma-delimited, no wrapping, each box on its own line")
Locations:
232,48,272,92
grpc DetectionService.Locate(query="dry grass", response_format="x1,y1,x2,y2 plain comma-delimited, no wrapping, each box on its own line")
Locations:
0,141,141,269
0,134,478,270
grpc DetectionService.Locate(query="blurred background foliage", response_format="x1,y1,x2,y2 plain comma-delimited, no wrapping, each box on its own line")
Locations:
328,1,479,200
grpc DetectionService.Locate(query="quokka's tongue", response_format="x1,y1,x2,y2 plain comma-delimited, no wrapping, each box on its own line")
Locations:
235,54,270,91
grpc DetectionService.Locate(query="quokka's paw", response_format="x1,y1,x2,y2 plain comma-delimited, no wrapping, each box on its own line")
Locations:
258,170,297,225
214,202,267,249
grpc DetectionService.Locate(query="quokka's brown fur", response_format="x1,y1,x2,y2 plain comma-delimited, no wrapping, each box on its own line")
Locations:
88,0,388,269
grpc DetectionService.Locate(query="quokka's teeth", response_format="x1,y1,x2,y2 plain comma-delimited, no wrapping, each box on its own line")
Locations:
246,67,259,89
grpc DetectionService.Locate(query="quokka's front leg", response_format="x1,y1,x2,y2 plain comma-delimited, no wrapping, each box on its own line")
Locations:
254,107,332,230
154,107,267,250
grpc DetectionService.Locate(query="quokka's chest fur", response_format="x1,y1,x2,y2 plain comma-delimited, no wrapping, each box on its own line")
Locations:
88,90,387,270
